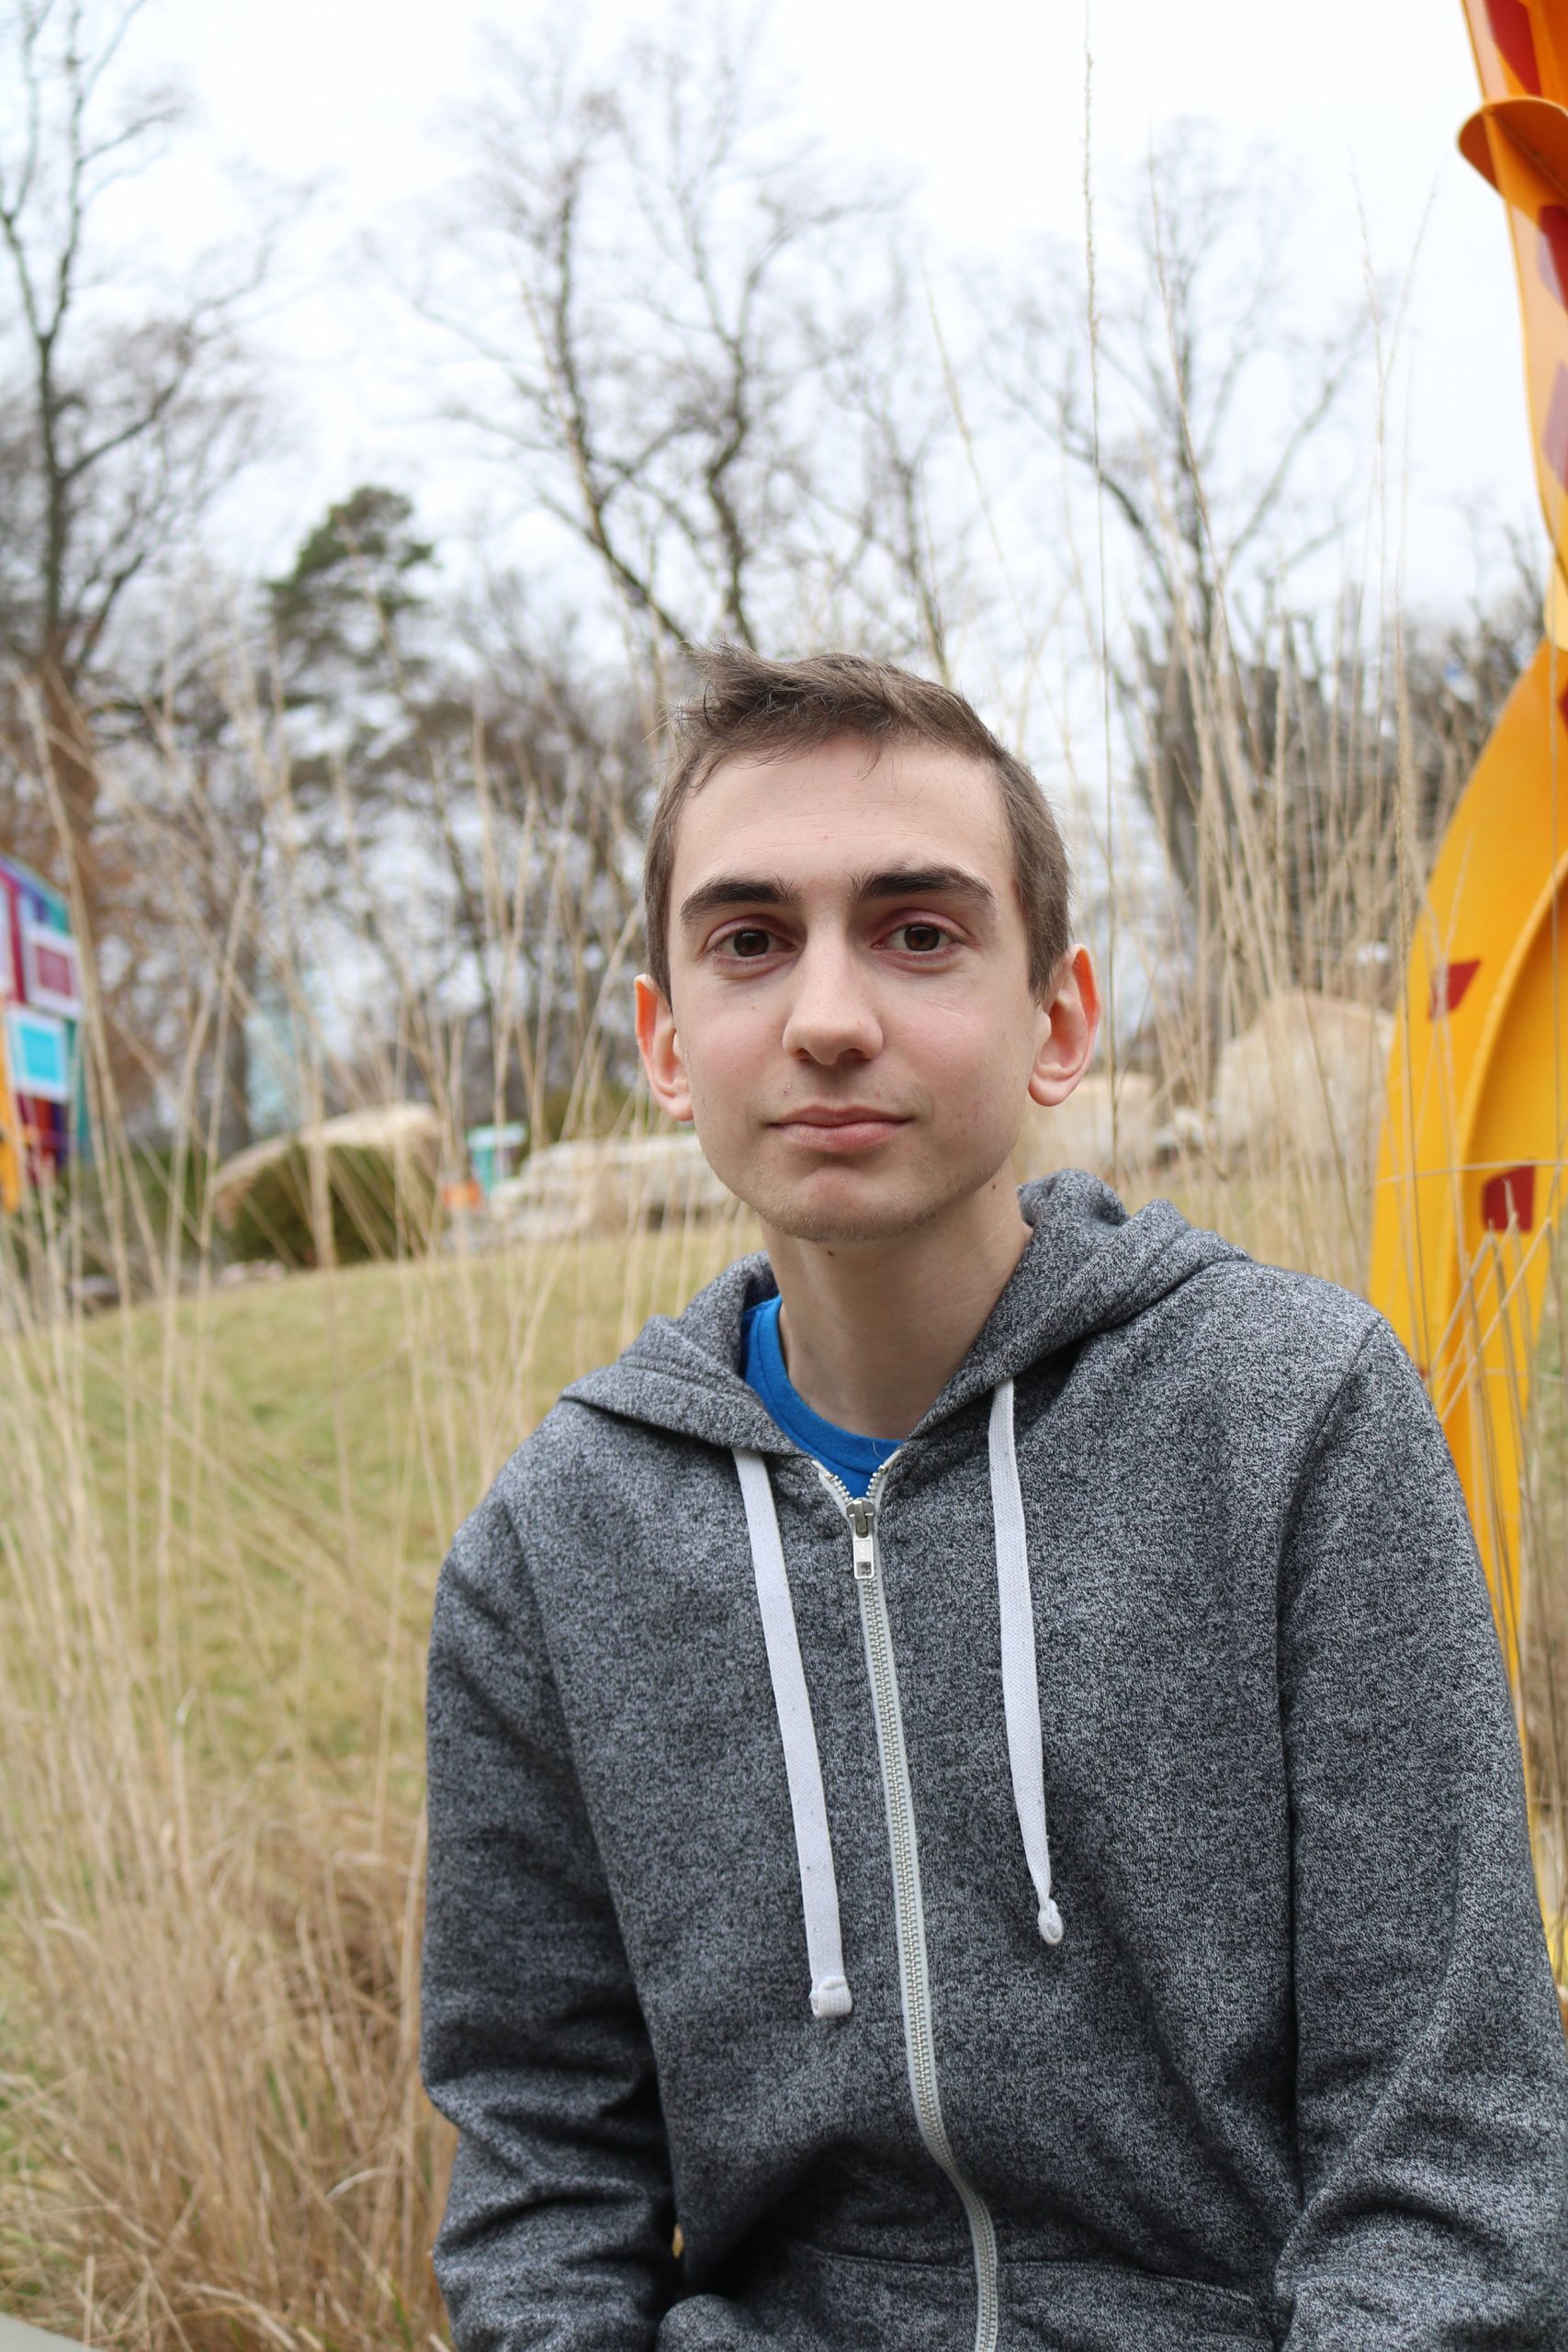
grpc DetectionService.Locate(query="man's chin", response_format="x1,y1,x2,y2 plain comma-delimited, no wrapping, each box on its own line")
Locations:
735,1166,986,1249
760,1202,927,1247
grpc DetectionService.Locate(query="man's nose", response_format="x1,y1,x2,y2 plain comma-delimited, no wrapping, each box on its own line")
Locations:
779,933,883,1064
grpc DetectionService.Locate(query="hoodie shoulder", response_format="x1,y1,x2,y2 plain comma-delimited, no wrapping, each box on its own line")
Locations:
1124,1237,1412,1482
1023,1168,1387,1360
1176,1246,1391,1366
1018,1173,1404,1438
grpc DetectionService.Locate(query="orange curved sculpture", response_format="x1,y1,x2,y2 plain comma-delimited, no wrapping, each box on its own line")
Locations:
1369,0,1568,1705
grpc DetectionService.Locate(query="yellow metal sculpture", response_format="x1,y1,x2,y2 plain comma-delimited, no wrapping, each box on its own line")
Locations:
1371,4,1568,1716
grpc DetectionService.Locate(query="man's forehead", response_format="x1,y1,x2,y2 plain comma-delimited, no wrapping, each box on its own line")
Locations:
694,732,998,800
672,737,1012,881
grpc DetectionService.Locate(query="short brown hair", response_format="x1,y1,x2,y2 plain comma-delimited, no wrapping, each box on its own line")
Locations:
644,645,1073,1001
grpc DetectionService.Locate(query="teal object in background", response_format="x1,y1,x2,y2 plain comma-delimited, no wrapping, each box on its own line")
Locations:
6,1006,71,1100
467,1122,528,1193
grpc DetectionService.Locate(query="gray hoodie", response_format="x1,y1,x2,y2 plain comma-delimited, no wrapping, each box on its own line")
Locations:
421,1170,1568,2350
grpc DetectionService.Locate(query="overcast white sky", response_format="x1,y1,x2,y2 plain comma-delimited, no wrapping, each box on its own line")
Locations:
120,0,1540,614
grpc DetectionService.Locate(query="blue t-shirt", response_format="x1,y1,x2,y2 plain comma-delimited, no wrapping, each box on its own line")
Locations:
740,1294,901,1498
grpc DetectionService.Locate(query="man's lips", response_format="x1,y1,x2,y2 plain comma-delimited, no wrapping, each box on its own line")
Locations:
770,1108,912,1153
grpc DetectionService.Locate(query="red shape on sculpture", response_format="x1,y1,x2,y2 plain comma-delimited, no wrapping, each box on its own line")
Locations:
1540,206,1568,305
1544,363,1568,490
1482,1164,1537,1231
1427,958,1481,1017
1488,0,1544,90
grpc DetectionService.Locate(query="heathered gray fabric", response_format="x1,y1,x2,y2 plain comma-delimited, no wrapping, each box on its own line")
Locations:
421,1170,1568,2350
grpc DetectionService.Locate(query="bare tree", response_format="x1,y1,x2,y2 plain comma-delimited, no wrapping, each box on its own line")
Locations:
800,258,985,680
431,584,655,1135
995,126,1369,897
218,487,655,1140
0,0,272,917
411,8,955,674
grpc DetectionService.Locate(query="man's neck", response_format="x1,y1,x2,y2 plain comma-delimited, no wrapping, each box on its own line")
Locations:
760,1174,1033,1441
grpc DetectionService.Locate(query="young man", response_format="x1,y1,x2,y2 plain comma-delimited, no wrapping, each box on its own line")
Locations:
421,649,1568,2350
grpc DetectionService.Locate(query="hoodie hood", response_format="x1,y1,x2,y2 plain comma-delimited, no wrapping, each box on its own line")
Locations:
562,1167,1245,1454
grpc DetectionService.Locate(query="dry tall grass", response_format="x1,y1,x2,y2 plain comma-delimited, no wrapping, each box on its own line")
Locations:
0,591,1562,2346
0,1175,754,2346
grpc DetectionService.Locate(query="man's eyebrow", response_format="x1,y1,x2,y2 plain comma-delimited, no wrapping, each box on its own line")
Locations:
850,866,998,914
678,875,797,928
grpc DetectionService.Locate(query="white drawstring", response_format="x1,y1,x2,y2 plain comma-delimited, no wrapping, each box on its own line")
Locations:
734,1449,853,2019
988,1378,1065,1945
736,1384,1061,2024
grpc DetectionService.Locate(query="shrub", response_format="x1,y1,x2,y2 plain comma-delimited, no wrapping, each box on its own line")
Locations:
226,1141,437,1269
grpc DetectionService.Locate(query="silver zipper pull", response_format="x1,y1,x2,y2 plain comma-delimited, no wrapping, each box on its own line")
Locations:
847,1498,876,1584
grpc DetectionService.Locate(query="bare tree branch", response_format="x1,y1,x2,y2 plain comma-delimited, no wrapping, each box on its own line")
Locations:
0,0,275,915
400,6,927,667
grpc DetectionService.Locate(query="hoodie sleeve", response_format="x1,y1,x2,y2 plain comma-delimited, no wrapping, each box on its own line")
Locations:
1272,1315,1568,2348
421,1481,678,2351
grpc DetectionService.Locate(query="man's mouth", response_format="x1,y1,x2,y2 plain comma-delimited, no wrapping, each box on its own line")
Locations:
771,1107,911,1153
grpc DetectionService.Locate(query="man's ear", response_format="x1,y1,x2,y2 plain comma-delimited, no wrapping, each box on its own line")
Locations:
635,974,694,1124
1027,944,1101,1108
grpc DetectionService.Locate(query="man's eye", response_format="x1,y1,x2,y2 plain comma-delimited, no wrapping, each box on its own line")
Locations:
889,922,951,955
720,927,777,959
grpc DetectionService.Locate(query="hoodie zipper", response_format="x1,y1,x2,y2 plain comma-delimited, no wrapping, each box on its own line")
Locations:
820,1463,1001,2352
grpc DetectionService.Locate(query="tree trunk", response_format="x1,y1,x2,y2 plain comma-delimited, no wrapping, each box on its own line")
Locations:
214,948,255,1164
40,662,103,932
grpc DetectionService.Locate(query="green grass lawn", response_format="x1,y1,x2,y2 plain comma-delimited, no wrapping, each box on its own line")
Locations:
23,1209,755,1786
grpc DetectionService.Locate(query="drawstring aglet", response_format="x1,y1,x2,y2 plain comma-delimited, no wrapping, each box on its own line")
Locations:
1037,1899,1064,1946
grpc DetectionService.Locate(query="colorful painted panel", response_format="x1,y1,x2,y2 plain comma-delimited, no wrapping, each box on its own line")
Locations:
6,1006,72,1103
0,850,90,1194
21,915,82,1018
